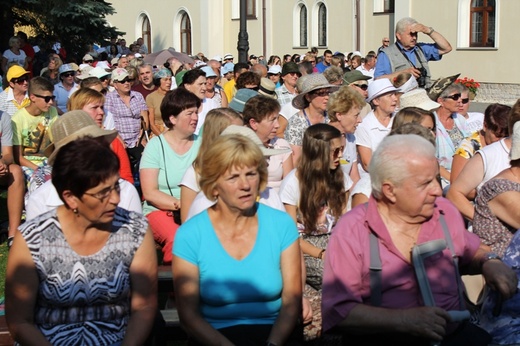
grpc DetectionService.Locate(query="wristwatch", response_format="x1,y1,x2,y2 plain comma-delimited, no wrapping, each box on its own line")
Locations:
428,27,435,35
482,252,502,266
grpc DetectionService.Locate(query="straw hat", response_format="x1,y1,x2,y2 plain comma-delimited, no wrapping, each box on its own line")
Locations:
399,89,441,111
44,110,118,165
221,125,291,157
291,74,339,110
258,78,277,99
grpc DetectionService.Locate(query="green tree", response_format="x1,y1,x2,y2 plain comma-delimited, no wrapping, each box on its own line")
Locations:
2,0,124,60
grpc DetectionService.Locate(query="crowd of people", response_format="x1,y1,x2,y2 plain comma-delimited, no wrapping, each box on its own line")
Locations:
1,16,520,346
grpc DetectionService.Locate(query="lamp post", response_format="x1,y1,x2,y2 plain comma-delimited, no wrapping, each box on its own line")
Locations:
237,0,249,63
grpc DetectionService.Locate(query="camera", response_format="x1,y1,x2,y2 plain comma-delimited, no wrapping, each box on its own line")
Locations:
417,67,428,88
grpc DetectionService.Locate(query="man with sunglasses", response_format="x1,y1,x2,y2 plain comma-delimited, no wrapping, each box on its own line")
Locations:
343,70,372,119
0,65,31,118
53,64,78,115
374,17,452,88
11,76,58,173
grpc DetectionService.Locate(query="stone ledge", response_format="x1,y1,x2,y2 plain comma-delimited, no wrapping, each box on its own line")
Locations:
473,83,520,105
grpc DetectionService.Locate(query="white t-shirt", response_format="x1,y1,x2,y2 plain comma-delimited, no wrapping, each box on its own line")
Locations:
279,169,353,207
195,98,219,135
279,102,299,122
25,178,143,220
464,112,484,134
267,137,292,192
341,133,357,177
179,165,199,191
355,110,393,175
3,49,26,68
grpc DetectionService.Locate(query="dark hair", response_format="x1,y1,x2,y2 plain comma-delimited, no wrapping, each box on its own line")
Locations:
291,54,301,63
484,104,511,138
299,62,314,76
297,124,345,234
181,68,206,87
235,71,261,90
52,137,119,201
243,96,281,125
160,88,201,129
323,49,333,56
233,62,250,75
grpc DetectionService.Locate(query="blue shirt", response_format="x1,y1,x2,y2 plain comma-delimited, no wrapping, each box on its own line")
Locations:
53,82,76,113
374,42,441,78
173,203,298,329
315,61,330,73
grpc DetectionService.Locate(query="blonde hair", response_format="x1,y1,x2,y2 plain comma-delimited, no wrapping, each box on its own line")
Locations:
67,88,105,112
327,86,366,122
199,135,267,201
193,108,244,174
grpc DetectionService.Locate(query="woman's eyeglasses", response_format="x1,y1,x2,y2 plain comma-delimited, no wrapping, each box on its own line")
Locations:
331,146,344,158
312,89,332,97
11,75,29,84
352,83,368,91
33,94,56,103
444,93,461,101
84,182,121,201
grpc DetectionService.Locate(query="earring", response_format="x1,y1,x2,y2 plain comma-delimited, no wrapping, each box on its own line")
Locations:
73,208,78,214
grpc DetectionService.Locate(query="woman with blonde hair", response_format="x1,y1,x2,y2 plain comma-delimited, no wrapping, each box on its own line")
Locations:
179,107,244,222
1,36,28,74
40,53,62,85
67,88,133,183
173,134,301,345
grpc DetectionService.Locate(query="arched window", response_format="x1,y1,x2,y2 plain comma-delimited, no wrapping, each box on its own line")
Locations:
141,16,151,53
318,3,327,47
470,0,495,47
299,5,308,47
180,12,192,55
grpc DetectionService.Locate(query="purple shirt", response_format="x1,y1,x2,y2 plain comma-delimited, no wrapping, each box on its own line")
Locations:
322,196,480,332
104,90,148,148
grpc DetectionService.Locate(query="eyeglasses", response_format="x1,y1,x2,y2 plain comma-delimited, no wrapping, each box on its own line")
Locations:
461,98,470,104
331,146,344,158
83,181,121,201
61,72,75,78
383,40,390,43
312,89,332,97
11,75,29,84
352,83,368,91
118,78,135,84
33,94,56,103
444,93,462,101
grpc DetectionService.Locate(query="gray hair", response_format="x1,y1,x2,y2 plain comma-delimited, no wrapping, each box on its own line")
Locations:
137,63,153,72
323,66,344,85
395,17,418,34
370,134,436,199
439,83,465,99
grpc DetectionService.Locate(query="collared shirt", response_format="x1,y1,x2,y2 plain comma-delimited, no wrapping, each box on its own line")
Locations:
356,64,375,81
354,110,393,151
322,196,480,332
0,87,30,118
104,90,148,148
53,82,77,113
374,42,441,78
275,84,297,107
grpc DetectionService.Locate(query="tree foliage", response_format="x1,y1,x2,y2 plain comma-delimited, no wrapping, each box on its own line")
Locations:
3,0,125,60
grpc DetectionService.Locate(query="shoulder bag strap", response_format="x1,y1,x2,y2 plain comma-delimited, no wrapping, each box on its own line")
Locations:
158,136,174,197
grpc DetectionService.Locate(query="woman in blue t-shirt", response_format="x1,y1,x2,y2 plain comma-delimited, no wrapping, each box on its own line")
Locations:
173,134,301,345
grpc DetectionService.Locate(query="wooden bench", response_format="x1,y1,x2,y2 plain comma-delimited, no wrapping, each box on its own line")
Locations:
158,265,173,293
158,309,186,341
0,316,14,346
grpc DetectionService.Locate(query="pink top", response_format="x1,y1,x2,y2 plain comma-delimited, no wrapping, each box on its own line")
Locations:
322,196,480,332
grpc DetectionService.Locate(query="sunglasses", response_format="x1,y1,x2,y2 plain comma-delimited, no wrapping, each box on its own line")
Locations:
332,146,344,158
461,97,470,104
352,83,368,91
34,94,56,103
84,60,94,63
11,75,29,84
444,93,462,101
118,78,135,84
312,89,332,97
61,72,75,78
99,75,110,82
